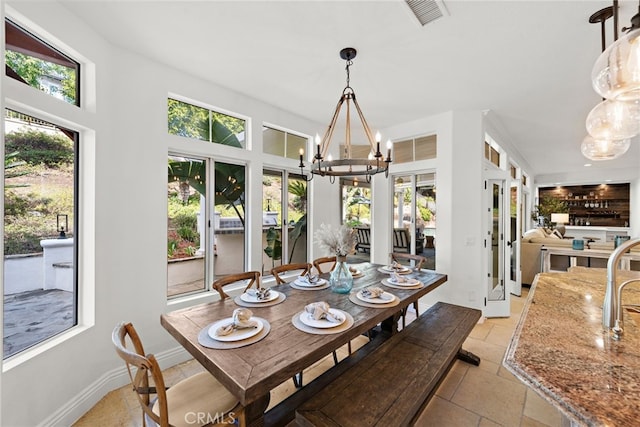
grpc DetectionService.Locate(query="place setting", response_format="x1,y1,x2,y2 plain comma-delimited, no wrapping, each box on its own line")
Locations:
291,301,354,334
289,272,330,290
381,272,423,290
377,261,413,275
349,285,399,308
234,286,286,307
198,308,270,349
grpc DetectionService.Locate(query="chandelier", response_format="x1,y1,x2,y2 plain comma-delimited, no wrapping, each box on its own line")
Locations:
582,1,640,161
299,47,391,183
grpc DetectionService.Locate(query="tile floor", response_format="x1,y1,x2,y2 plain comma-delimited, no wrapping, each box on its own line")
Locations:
74,287,567,427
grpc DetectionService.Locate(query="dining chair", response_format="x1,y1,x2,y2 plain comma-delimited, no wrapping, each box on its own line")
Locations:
270,262,312,284
211,271,261,300
312,256,337,274
390,252,428,328
112,322,243,427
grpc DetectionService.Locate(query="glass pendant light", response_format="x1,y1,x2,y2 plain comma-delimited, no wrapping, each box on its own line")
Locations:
585,98,640,140
581,135,630,160
592,28,640,101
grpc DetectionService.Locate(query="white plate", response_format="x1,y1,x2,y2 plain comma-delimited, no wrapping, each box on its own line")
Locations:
240,290,279,303
349,269,362,277
294,277,327,287
381,265,411,274
388,276,420,286
356,290,395,304
208,317,264,342
299,308,346,328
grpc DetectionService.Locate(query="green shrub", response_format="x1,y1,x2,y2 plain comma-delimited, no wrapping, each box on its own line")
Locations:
5,129,74,167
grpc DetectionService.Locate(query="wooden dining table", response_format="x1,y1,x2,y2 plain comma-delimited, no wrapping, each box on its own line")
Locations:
160,262,447,426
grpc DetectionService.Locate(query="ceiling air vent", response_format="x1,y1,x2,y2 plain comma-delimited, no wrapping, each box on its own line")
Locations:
405,0,444,26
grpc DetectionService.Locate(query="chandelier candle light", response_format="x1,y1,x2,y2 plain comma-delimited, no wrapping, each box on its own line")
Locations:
314,223,357,293
299,47,392,183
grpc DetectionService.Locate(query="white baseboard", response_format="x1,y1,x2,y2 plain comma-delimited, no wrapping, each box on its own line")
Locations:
37,346,191,427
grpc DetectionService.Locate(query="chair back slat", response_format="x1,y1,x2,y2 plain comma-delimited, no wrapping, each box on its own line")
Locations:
271,263,312,284
313,256,337,274
212,271,261,299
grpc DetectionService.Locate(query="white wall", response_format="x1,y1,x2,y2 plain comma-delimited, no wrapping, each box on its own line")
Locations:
379,111,486,312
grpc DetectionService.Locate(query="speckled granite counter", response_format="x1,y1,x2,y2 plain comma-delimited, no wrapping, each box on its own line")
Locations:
504,267,640,426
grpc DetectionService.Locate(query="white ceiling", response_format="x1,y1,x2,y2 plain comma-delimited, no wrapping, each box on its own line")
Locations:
58,0,640,179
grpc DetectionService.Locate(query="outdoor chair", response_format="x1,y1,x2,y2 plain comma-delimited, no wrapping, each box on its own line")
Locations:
112,322,243,427
211,271,261,300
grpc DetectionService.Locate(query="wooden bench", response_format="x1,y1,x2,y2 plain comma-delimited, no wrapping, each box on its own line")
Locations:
294,302,481,427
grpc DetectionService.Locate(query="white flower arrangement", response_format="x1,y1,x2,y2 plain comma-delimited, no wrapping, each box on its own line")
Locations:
314,223,357,257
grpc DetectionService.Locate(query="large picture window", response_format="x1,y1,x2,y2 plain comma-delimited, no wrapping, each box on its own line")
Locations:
5,19,79,106
3,109,78,359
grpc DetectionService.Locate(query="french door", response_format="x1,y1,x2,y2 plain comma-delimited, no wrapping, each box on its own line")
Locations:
485,177,510,317
167,154,246,298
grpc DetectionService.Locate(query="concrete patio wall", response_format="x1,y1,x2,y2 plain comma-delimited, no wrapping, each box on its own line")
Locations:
3,254,43,295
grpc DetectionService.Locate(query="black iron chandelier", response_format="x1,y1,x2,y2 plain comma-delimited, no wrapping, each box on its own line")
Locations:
299,47,392,183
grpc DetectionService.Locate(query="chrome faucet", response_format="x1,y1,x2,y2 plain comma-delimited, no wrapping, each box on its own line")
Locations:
604,237,640,338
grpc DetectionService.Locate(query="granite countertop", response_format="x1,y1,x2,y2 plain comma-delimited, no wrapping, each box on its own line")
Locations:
504,267,640,426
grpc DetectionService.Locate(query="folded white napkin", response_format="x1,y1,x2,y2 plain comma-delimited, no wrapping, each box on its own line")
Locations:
247,287,271,300
391,272,409,283
216,308,259,336
298,273,319,285
304,301,343,323
361,286,385,299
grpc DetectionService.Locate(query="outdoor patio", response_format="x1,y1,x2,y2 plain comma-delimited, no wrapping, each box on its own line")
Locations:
3,288,74,358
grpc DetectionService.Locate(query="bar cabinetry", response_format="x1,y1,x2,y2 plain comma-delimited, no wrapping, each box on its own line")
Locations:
539,183,629,227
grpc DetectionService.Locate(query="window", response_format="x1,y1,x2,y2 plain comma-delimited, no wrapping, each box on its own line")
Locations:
262,126,308,160
5,19,79,106
168,98,246,148
3,109,78,359
392,135,437,164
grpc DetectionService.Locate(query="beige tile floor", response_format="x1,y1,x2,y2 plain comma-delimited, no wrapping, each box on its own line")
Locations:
74,288,567,427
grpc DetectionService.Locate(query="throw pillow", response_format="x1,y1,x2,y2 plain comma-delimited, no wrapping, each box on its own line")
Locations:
523,228,546,240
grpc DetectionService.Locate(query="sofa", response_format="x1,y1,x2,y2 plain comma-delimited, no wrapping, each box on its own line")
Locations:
520,228,638,285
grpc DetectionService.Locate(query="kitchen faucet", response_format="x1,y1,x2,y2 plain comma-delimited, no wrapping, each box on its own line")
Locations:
604,238,640,339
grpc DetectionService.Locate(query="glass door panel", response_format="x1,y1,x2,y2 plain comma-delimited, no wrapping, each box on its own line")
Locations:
167,155,207,298
263,170,283,272
509,181,522,296
488,180,505,302
416,173,436,270
287,175,307,263
213,161,246,277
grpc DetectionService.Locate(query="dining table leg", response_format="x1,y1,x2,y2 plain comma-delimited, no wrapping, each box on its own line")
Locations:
380,311,401,334
243,393,270,427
